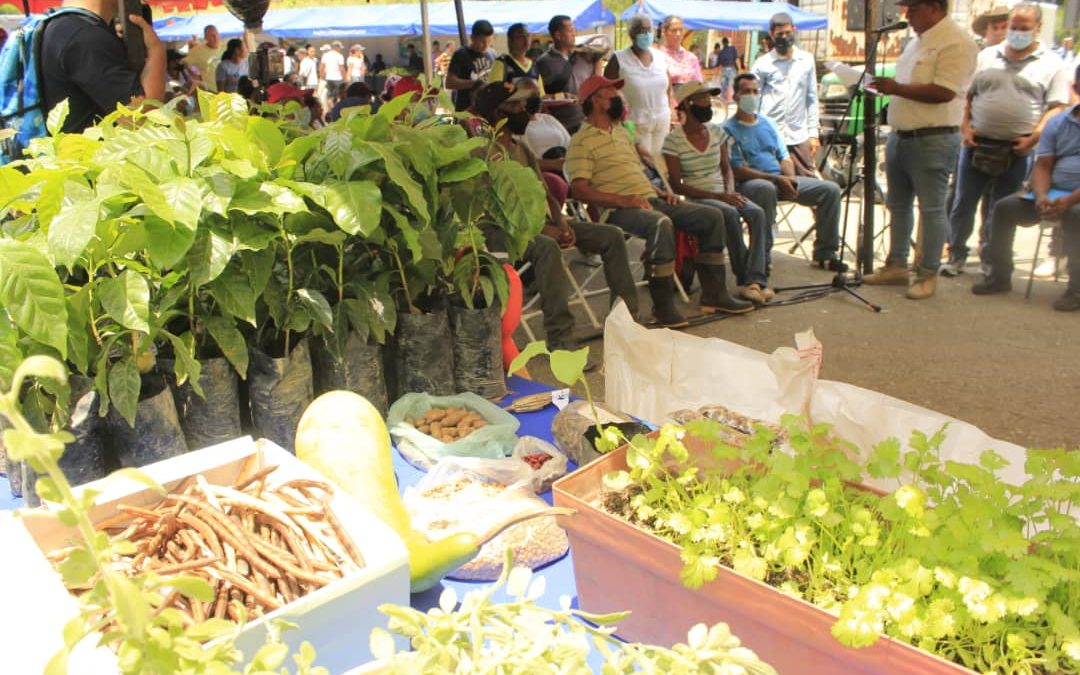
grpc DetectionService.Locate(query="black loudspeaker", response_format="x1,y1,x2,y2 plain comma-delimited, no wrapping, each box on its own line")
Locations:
846,0,902,31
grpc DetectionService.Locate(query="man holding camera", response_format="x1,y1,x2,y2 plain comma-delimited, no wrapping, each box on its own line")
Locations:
42,0,164,134
865,0,977,299
943,3,1070,277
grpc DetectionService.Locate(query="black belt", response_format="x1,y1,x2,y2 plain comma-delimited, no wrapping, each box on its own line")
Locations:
895,126,959,138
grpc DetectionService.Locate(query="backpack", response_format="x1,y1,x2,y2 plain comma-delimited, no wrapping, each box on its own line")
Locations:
0,7,97,164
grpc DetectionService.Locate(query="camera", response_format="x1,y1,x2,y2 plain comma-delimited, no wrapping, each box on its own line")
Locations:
248,45,285,86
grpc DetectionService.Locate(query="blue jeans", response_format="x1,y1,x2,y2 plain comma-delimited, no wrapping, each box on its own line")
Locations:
947,144,1031,264
736,176,842,263
693,197,769,285
719,66,737,101
885,131,961,273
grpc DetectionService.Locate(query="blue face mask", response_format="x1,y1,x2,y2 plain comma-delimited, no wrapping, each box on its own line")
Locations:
1005,30,1034,51
634,32,654,50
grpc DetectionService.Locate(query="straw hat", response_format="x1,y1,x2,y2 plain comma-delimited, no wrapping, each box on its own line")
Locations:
972,5,1009,38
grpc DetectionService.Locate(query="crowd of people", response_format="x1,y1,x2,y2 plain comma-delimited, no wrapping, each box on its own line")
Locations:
36,0,1080,349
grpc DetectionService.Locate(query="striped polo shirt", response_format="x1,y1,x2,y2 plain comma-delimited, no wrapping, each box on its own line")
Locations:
661,124,727,193
566,122,655,198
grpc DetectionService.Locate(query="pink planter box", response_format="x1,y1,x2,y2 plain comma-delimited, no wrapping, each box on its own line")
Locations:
553,438,972,675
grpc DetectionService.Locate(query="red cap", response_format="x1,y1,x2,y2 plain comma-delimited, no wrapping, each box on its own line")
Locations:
577,75,624,104
266,82,312,104
391,76,424,100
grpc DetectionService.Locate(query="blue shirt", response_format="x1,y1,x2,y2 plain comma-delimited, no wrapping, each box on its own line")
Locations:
1037,105,1080,192
723,114,789,175
752,48,820,145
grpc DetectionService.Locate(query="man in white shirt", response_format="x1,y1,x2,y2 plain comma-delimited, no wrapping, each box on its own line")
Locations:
320,41,347,104
864,0,978,299
752,12,821,177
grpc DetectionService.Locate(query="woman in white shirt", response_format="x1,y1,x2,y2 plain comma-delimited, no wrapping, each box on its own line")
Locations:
215,39,249,94
347,45,366,83
603,14,675,161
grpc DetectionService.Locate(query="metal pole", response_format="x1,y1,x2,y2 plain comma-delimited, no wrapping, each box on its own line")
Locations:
454,0,467,48
421,0,433,83
860,0,879,275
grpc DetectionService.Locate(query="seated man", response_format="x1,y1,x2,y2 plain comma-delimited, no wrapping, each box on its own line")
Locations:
723,73,846,272
472,83,641,349
566,75,753,327
972,65,1080,311
663,81,772,305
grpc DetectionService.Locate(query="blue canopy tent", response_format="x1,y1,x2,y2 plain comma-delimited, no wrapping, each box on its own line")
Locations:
156,0,614,41
620,0,827,32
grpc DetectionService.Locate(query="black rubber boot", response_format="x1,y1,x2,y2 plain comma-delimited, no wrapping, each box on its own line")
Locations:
647,276,689,328
698,263,754,314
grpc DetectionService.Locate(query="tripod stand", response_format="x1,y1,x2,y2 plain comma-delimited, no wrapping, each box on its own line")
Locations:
773,272,882,312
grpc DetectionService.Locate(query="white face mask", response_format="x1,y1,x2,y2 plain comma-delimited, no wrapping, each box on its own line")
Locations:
1005,29,1034,51
737,94,760,115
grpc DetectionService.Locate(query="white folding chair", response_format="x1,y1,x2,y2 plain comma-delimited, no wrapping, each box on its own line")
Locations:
775,201,812,260
517,251,603,343
1026,221,1064,300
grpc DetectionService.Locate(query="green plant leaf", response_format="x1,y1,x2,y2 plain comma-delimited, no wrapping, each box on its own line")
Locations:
208,265,257,325
163,331,203,396
0,313,22,389
508,340,550,376
368,142,429,226
108,574,149,637
322,127,353,179
98,270,151,334
106,467,165,494
48,198,99,268
188,228,235,286
294,289,334,330
204,316,249,379
108,357,140,427
0,239,68,357
46,99,70,136
440,157,487,183
164,576,215,602
144,216,197,270
550,348,589,388
159,178,204,232
321,181,383,236
247,116,285,168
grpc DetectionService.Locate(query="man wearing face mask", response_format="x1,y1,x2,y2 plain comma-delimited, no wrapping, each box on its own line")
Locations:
567,75,753,326
472,83,640,350
724,73,846,273
512,78,571,175
946,3,1070,279
751,13,820,178
865,0,977,299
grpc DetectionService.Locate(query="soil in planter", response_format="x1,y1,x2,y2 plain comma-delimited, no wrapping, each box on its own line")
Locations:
248,336,314,452
393,307,455,399
166,356,243,451
22,379,107,506
449,302,506,401
311,333,389,416
107,370,189,469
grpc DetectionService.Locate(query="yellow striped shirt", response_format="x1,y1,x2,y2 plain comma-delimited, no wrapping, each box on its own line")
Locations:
566,122,655,198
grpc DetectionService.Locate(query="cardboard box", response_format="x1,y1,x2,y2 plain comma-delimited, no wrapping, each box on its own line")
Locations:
0,437,409,674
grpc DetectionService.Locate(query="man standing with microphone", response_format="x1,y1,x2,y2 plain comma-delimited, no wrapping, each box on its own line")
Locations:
863,0,977,299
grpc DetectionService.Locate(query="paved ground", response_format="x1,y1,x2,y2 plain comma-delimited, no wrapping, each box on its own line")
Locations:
517,200,1080,450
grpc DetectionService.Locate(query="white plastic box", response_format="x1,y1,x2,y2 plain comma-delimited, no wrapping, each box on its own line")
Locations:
0,437,410,674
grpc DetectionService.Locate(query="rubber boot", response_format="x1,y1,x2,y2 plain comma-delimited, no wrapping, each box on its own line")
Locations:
647,276,689,328
698,263,754,314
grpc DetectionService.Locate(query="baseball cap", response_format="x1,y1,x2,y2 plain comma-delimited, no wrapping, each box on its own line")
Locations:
674,81,721,107
332,40,344,49
266,82,313,104
472,19,494,37
577,75,624,103
391,76,424,100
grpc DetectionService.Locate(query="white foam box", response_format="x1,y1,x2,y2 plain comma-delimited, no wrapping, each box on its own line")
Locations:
0,436,409,674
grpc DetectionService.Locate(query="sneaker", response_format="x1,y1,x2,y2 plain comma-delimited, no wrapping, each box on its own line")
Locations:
863,263,909,286
971,275,1012,295
906,270,937,300
814,257,848,273
739,284,766,305
1033,258,1064,280
939,260,965,277
1052,289,1080,312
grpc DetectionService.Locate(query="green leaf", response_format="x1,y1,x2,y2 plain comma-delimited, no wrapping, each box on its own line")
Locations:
247,116,285,168
145,216,197,270
108,574,149,636
188,228,235,286
159,178,204,232
0,240,68,357
108,357,141,427
377,92,414,121
550,348,589,387
163,576,215,602
204,315,249,379
294,289,334,330
508,340,550,376
488,159,547,259
439,157,487,183
46,99,70,136
97,270,151,334
48,198,100,268
58,548,96,586
368,142,429,226
322,127,353,179
867,437,901,478
208,265,256,325
0,313,22,389
163,331,203,396
321,180,383,236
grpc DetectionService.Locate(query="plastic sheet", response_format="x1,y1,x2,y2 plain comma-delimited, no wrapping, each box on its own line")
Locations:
248,337,315,452
404,459,568,581
312,332,389,416
169,357,243,451
449,303,507,401
393,309,455,398
107,374,189,469
602,304,1031,488
387,392,520,470
550,399,640,466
